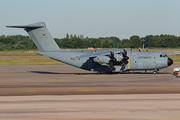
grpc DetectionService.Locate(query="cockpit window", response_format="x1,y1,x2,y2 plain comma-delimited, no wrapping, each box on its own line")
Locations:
160,54,167,57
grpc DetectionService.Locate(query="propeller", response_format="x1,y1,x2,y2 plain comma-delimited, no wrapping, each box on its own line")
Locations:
108,49,129,71
120,48,129,67
108,50,116,70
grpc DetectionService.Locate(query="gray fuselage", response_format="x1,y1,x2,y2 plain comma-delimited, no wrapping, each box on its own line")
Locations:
37,49,171,73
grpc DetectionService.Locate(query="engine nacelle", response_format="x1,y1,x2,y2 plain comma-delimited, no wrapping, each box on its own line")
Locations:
93,56,110,64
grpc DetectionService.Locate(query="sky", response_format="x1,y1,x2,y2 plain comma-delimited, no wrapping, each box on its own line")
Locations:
1,0,180,40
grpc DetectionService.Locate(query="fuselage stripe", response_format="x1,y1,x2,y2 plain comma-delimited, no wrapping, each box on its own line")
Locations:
128,56,130,69
117,54,118,61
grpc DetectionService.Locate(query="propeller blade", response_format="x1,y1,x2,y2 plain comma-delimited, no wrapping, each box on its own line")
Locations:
120,49,129,68
123,48,127,57
110,50,114,59
108,60,115,70
108,50,116,70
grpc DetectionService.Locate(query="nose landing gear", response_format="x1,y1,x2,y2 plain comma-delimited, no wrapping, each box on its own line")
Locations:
153,71,157,75
153,69,159,75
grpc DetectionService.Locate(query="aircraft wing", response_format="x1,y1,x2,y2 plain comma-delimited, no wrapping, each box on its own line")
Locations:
72,49,123,59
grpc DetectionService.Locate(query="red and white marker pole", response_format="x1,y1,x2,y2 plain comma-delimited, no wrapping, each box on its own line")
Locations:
141,40,146,51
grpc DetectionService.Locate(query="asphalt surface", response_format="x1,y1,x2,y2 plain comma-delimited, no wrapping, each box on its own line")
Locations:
1,94,180,120
1,64,180,120
0,64,179,96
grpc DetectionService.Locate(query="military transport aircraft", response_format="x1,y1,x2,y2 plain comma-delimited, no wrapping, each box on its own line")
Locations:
7,22,173,74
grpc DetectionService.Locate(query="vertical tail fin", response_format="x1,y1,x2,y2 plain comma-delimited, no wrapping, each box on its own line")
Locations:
7,22,61,51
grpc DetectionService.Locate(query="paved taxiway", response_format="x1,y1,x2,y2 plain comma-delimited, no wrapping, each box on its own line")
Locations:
0,64,180,95
0,64,180,120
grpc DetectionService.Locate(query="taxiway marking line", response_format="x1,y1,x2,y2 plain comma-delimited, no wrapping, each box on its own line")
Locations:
0,117,114,120
47,80,79,82
76,88,180,92
22,90,42,92
76,89,125,92
15,80,80,83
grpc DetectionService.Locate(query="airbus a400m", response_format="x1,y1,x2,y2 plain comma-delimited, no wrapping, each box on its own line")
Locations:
7,22,173,74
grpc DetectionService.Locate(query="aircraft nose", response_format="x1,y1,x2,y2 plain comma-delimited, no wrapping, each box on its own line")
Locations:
167,57,173,66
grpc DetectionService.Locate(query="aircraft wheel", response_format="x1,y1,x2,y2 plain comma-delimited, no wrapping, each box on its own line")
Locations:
153,71,157,75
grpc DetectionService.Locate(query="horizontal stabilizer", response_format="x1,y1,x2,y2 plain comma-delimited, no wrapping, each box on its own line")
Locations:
6,25,43,29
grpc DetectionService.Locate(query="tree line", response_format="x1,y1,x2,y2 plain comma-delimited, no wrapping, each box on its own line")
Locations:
0,35,36,51
54,34,121,49
0,34,180,50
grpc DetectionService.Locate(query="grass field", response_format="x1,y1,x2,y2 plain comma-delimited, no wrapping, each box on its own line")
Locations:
168,55,180,64
0,48,180,64
0,50,62,64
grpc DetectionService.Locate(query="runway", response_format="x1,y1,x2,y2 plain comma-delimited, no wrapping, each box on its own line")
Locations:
0,64,180,120
0,64,179,95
